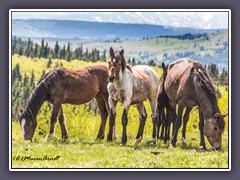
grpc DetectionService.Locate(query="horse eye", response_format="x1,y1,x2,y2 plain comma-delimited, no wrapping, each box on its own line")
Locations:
214,127,218,131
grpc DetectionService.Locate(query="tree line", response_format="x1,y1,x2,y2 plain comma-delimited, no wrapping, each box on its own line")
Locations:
142,33,209,41
11,36,107,62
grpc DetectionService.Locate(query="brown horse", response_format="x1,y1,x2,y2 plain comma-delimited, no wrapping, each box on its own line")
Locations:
107,47,159,145
158,62,193,144
19,65,111,141
164,58,227,150
157,62,172,143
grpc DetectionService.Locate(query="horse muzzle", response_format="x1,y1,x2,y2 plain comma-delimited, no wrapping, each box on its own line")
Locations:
108,76,115,82
212,143,221,151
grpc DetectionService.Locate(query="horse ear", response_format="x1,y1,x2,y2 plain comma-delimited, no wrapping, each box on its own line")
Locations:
162,62,166,70
222,113,228,118
20,108,23,114
120,49,124,55
213,112,221,119
110,47,114,57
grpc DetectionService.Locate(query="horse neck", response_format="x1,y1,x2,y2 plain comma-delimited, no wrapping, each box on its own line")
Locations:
194,81,220,120
115,67,129,86
26,83,47,119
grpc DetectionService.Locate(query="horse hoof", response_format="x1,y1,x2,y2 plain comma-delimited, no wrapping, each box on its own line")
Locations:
169,143,176,148
200,145,207,150
180,137,185,144
62,135,68,139
152,138,157,144
107,134,113,142
44,137,50,143
113,135,117,141
44,133,54,142
133,137,143,145
96,136,104,141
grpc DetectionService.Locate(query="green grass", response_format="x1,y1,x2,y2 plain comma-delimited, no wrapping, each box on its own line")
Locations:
11,56,229,169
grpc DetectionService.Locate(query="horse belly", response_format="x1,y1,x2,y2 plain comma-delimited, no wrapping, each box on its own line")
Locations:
131,93,148,104
62,89,98,104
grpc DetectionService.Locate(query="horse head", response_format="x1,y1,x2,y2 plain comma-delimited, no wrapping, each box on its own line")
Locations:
204,112,227,150
19,107,37,141
108,47,126,82
161,62,168,80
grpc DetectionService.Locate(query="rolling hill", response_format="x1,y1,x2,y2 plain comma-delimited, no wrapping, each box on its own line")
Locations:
12,19,221,40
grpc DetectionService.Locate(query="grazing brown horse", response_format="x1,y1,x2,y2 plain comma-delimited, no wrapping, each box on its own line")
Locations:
19,65,111,141
164,58,227,150
107,47,159,145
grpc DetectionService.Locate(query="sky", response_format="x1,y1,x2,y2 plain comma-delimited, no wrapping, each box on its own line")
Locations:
12,11,229,29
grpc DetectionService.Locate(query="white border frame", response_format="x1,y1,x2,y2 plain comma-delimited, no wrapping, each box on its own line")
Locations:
9,9,231,171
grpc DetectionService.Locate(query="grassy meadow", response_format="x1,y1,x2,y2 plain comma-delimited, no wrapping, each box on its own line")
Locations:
11,55,229,169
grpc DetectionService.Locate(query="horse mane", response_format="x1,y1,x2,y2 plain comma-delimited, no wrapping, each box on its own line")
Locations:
193,62,225,130
25,68,67,119
37,72,50,85
120,52,127,72
126,64,132,73
42,67,67,88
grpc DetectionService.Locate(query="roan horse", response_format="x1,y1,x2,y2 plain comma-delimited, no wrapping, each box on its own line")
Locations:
19,65,111,141
107,47,159,145
164,58,227,150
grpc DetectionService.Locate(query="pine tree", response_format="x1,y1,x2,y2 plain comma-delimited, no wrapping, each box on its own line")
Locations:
60,45,66,59
19,47,24,56
34,43,38,58
132,57,136,65
47,58,52,68
66,42,71,61
54,41,59,58
30,70,35,87
39,38,45,58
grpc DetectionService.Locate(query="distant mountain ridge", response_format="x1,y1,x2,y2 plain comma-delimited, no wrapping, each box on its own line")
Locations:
12,19,222,39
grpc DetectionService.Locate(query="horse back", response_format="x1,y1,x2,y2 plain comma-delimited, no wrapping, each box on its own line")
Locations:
131,65,159,103
164,58,198,105
46,65,109,104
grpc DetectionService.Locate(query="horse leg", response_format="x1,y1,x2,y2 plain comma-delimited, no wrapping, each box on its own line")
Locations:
149,98,158,143
45,101,61,142
103,94,116,140
121,99,131,145
58,106,68,139
95,94,108,140
169,102,177,144
160,109,165,140
171,104,184,147
107,98,117,142
181,107,192,144
134,102,147,145
157,107,162,140
199,109,206,150
164,107,171,143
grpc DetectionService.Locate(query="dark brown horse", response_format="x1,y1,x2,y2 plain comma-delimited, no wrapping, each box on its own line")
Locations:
19,65,111,141
157,62,193,144
164,58,227,150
